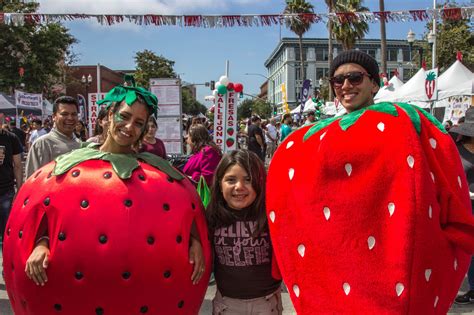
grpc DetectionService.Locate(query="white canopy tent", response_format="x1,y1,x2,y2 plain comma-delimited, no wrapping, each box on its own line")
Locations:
389,68,431,108
437,59,473,100
374,76,405,102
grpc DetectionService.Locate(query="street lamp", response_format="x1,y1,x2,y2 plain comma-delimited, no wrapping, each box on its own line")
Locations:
81,74,93,123
428,31,436,68
406,29,424,75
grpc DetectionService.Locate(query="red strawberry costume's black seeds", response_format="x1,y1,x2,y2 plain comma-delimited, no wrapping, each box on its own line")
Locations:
75,272,83,280
58,232,66,241
103,172,112,179
71,170,80,177
99,235,107,244
140,306,148,313
80,200,89,208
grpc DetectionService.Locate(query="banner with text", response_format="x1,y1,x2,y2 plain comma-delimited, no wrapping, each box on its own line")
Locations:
214,91,237,153
88,93,106,136
15,90,43,109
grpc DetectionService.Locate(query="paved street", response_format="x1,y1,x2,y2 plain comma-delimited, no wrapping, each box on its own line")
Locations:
0,251,473,314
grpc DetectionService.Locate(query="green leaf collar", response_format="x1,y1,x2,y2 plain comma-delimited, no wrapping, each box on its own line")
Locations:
303,102,447,142
52,142,183,180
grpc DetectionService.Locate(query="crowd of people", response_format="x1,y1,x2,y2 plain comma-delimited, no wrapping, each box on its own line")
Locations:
0,49,473,314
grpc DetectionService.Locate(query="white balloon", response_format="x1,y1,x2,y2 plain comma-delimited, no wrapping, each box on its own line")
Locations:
212,89,218,97
219,75,229,86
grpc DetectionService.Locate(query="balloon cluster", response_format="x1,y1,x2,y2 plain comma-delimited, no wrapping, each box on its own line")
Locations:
212,75,244,97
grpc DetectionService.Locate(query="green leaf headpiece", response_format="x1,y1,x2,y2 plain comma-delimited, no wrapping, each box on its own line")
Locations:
97,74,158,115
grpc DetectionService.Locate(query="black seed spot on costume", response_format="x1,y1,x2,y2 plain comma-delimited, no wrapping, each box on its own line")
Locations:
43,197,50,206
72,170,80,177
167,176,174,183
7,228,10,236
54,304,62,311
138,174,145,181
178,301,184,308
164,271,171,278
47,172,52,179
95,307,104,315
122,271,131,279
99,235,107,244
191,203,196,210
163,203,170,211
80,200,89,208
147,236,155,245
34,170,41,178
103,172,112,179
58,232,66,241
124,199,132,207
75,272,83,280
18,231,23,239
23,198,28,206
140,306,148,313
176,235,182,244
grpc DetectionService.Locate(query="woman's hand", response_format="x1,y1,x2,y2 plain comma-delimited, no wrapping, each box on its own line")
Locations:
189,236,205,285
25,240,50,286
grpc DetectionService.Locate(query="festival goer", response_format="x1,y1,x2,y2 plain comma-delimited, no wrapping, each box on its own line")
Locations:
265,118,278,159
0,126,23,244
74,120,88,142
14,80,209,314
9,120,26,149
451,109,474,305
183,124,221,186
266,50,474,314
25,96,81,178
206,149,282,314
304,111,316,125
280,113,292,141
247,115,265,161
139,116,167,159
28,118,47,148
86,107,109,144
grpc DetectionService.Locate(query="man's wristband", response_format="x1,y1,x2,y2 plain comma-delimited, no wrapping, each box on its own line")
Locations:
35,236,50,245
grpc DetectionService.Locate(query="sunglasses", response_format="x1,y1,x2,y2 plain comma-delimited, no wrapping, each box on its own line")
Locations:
329,72,372,88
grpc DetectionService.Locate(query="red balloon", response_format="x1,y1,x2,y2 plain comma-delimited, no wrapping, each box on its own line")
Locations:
234,83,243,93
226,83,234,91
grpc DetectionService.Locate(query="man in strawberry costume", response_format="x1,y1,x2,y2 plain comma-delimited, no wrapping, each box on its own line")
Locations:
3,78,212,315
267,50,474,314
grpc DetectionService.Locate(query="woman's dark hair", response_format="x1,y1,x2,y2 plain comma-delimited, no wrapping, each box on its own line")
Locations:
188,124,220,154
206,149,267,237
93,107,109,136
147,115,157,128
75,120,87,141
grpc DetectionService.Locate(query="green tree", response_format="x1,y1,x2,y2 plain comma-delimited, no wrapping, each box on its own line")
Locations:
284,0,314,83
237,99,253,120
0,1,77,96
182,87,207,115
332,0,369,50
421,1,473,71
134,49,176,88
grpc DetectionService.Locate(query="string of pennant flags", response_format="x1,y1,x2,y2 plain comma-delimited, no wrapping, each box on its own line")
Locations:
0,7,472,27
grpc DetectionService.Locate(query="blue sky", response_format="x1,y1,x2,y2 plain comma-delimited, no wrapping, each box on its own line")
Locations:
36,0,446,105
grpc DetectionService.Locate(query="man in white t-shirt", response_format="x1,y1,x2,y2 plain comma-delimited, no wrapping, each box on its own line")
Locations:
265,118,278,159
28,119,47,149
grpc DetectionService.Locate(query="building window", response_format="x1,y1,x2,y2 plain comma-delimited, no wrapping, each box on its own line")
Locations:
316,48,329,61
402,49,411,62
388,49,398,62
403,69,411,82
366,49,376,58
316,68,328,80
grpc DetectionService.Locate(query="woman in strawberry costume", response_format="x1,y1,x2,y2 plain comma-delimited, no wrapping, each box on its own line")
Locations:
266,50,474,314
3,78,212,315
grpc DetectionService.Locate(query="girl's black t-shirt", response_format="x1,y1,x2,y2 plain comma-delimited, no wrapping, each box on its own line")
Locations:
212,207,281,299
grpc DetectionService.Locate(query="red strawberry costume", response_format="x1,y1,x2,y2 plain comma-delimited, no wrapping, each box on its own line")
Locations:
3,80,212,315
267,102,474,314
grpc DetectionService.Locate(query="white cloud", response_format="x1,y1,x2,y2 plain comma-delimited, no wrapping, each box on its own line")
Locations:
36,0,272,15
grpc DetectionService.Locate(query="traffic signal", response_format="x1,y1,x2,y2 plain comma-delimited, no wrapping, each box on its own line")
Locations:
210,80,215,90
273,105,277,115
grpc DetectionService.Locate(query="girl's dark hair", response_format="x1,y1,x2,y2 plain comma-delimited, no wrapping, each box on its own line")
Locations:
188,124,221,154
147,115,157,128
206,149,267,237
93,107,109,136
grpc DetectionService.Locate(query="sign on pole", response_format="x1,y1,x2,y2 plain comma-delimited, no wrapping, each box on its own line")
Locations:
424,68,438,101
150,78,183,154
213,91,237,153
87,93,106,136
15,90,42,109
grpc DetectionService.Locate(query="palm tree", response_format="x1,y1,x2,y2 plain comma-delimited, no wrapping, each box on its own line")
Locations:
283,0,314,87
325,0,334,100
332,0,369,50
379,0,387,76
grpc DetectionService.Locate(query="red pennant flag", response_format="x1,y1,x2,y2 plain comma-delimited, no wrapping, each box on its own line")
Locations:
456,51,463,61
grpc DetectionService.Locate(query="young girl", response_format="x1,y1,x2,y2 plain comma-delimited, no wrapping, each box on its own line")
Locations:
206,149,282,315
